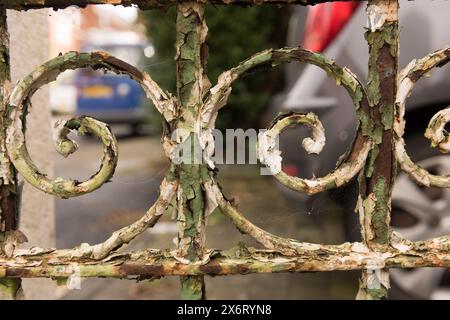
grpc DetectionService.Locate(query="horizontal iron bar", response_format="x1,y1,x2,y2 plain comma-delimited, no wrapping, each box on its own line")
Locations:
2,0,362,10
1,240,449,278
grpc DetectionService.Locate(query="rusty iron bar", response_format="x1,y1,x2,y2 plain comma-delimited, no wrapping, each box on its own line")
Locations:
174,2,210,300
356,0,399,300
2,236,450,278
2,0,361,10
0,8,22,300
0,0,448,302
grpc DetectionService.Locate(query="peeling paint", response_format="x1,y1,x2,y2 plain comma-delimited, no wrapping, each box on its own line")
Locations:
175,2,210,300
4,0,341,11
0,8,21,299
357,0,399,300
0,0,449,302
395,46,450,188
367,0,398,32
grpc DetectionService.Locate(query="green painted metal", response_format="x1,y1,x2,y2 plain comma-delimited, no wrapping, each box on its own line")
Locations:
0,0,449,301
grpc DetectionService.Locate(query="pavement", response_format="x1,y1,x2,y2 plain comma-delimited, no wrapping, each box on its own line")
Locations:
54,128,358,300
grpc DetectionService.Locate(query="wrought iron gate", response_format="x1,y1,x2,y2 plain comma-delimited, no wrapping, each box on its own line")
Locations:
0,0,449,300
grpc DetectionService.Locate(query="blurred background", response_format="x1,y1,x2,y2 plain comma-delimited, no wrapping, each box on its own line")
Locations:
12,0,450,299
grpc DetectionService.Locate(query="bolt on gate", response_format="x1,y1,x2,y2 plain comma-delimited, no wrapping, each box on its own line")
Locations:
0,0,449,300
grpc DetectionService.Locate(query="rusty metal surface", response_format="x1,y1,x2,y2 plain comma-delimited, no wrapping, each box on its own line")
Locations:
0,0,449,300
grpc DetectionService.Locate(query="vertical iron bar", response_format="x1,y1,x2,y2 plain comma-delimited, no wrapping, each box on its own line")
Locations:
175,2,210,300
357,0,399,300
0,7,22,300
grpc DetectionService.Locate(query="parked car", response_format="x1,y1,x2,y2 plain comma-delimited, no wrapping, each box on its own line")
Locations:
75,36,155,135
272,1,450,299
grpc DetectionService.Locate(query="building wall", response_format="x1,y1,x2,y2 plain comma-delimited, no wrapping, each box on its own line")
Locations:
8,9,56,300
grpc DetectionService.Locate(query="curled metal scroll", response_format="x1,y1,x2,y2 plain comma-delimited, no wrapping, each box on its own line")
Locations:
394,46,450,188
198,48,374,254
6,51,175,198
204,47,373,195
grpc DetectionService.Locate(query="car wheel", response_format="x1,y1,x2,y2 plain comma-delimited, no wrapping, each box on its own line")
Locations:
389,134,450,299
340,133,450,299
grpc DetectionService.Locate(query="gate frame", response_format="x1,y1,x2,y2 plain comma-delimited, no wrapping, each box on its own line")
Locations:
0,0,450,300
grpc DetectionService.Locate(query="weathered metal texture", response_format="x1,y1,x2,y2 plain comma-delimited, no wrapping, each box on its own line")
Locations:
1,236,450,278
174,2,210,300
356,0,398,300
2,0,358,10
0,8,22,300
0,0,449,301
395,47,450,188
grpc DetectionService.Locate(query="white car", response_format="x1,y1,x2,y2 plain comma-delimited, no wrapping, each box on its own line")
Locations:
273,1,450,299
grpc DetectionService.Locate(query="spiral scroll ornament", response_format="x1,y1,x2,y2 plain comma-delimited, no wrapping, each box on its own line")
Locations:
6,51,176,198
394,47,450,188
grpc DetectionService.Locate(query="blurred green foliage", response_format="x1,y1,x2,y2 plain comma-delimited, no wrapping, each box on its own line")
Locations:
140,6,289,130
